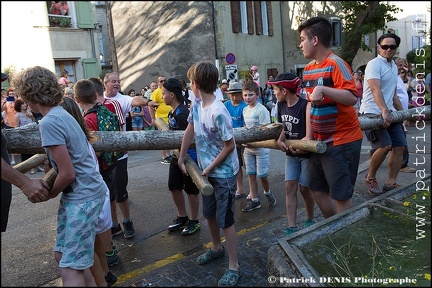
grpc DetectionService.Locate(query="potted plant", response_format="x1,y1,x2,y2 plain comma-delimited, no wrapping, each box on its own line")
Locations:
49,16,71,28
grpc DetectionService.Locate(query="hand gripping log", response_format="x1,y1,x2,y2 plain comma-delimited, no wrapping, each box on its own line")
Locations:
12,154,56,190
154,118,214,196
246,139,327,153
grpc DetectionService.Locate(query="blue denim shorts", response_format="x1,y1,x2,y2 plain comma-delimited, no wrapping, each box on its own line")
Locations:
132,116,143,128
203,175,237,229
285,155,310,187
243,147,270,178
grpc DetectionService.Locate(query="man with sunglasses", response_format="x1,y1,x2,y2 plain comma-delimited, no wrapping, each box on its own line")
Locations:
360,33,405,195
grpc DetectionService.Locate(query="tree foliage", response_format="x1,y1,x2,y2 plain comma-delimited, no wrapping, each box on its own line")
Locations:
338,1,401,67
406,45,431,75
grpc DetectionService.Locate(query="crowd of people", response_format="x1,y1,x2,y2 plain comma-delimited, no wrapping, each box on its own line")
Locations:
1,15,431,287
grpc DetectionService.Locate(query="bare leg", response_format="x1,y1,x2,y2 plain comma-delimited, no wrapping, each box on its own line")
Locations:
247,174,259,199
259,176,270,193
386,147,404,185
118,200,130,220
335,199,352,214
312,190,336,218
285,180,299,227
222,225,240,271
367,145,391,179
89,251,106,287
171,189,187,217
299,184,315,220
206,218,223,252
187,193,200,220
236,168,244,194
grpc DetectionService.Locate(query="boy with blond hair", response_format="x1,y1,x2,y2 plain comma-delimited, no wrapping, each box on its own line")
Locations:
178,61,240,287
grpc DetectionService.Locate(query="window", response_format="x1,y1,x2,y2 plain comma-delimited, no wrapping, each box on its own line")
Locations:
260,2,268,36
240,1,248,34
412,35,423,50
231,1,273,36
329,17,342,47
55,60,76,84
47,1,72,28
364,34,370,48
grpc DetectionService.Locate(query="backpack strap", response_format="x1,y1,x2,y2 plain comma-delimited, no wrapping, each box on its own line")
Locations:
84,102,102,116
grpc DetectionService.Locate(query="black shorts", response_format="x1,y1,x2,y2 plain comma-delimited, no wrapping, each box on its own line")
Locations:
101,164,117,202
168,156,199,195
309,139,362,201
237,145,244,167
1,180,12,232
113,157,129,203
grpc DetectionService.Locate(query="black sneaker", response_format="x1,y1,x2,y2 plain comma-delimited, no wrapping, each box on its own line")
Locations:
161,155,172,164
123,220,135,238
111,224,123,237
181,220,201,235
168,216,189,231
105,271,118,287
106,246,119,267
242,200,261,212
265,192,276,207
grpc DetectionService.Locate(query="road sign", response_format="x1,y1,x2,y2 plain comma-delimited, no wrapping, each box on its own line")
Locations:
225,64,238,82
225,53,236,64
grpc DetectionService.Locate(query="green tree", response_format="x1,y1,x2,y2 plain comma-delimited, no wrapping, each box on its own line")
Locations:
406,45,431,75
338,1,401,67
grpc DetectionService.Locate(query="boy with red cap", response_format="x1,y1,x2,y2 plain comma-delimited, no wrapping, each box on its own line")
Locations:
269,72,316,235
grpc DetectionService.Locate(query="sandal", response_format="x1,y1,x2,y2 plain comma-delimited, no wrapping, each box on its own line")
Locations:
218,269,240,287
196,246,225,265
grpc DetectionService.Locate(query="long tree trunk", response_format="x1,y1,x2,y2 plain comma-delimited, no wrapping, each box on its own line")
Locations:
3,123,283,154
3,106,429,154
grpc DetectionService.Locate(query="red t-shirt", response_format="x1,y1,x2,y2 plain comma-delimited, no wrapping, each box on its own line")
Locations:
303,52,363,146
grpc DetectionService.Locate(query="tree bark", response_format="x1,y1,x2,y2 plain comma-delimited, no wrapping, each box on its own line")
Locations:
3,106,429,154
3,122,283,154
13,154,47,174
247,139,327,153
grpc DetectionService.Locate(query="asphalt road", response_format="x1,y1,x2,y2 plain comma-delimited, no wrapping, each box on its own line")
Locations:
1,121,430,287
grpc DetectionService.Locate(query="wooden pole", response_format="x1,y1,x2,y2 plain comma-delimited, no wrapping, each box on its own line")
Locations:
246,139,327,153
4,106,429,154
154,118,214,196
4,122,283,154
41,168,57,189
13,154,47,174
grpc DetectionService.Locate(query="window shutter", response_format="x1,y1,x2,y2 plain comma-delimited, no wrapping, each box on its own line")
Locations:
246,1,254,35
75,1,93,29
82,58,101,78
254,2,262,35
231,2,240,33
266,1,273,36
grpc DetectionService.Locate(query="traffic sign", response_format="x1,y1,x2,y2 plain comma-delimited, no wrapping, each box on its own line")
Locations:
225,53,236,64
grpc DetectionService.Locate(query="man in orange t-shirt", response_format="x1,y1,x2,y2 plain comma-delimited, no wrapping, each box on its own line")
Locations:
298,17,363,219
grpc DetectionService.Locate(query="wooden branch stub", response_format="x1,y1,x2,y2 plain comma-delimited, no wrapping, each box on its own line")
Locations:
246,139,327,153
13,154,47,173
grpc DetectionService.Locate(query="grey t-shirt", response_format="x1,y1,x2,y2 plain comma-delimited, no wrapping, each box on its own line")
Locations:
39,106,107,203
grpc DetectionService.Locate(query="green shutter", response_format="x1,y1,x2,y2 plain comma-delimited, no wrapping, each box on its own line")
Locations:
82,58,101,78
76,1,93,29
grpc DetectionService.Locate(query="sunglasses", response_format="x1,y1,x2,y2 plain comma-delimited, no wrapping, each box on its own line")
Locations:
158,80,166,83
380,44,397,51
